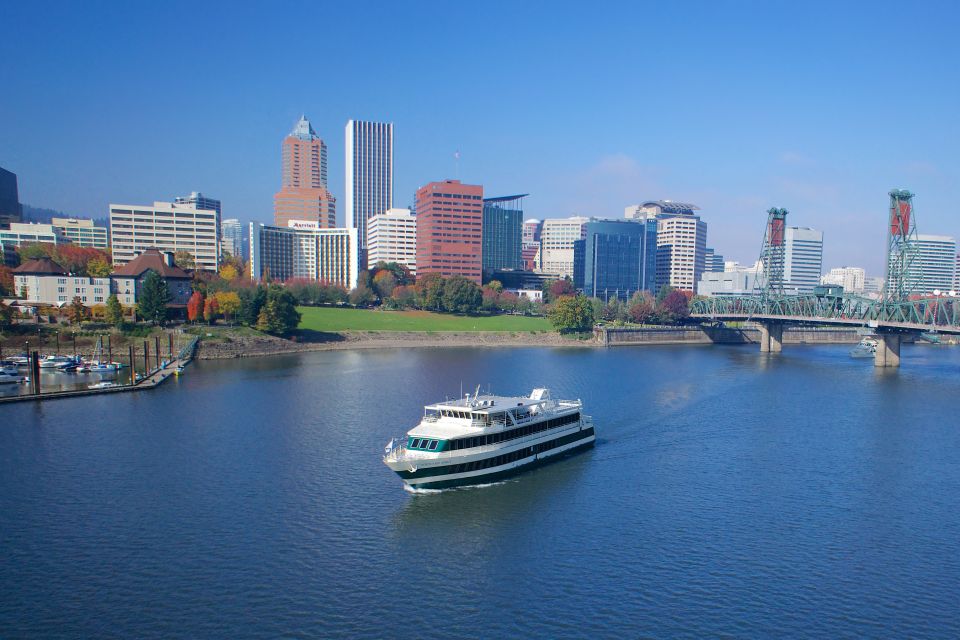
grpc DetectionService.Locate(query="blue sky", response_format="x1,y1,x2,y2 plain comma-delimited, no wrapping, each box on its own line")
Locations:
1,0,958,274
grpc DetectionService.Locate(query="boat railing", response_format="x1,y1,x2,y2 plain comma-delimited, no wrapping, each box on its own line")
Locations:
422,414,439,423
383,437,408,461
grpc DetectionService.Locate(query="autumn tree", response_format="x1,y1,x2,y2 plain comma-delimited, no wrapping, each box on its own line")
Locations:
388,285,416,309
87,257,112,277
220,263,239,282
173,250,195,270
372,270,398,299
214,291,241,324
544,278,575,302
105,293,124,327
203,296,220,324
548,294,595,333
416,273,445,311
187,291,205,323
349,283,376,307
660,289,692,323
628,291,657,324
68,296,89,325
0,264,13,296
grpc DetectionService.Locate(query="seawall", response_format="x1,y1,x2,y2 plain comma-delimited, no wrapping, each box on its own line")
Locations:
596,325,865,346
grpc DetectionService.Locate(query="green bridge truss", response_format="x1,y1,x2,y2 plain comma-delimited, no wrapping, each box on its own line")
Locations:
690,294,960,331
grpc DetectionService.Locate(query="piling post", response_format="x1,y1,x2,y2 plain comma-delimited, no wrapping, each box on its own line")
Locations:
31,350,41,395
874,333,901,367
143,341,149,374
129,345,135,384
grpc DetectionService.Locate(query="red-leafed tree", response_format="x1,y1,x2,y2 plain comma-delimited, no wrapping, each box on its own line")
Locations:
203,296,219,324
187,291,205,323
547,278,575,301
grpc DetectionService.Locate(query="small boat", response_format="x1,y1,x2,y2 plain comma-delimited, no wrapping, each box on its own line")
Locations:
55,362,80,373
88,381,118,390
39,355,74,369
174,365,185,376
383,388,596,490
0,371,26,384
8,355,30,366
850,337,878,358
0,361,20,375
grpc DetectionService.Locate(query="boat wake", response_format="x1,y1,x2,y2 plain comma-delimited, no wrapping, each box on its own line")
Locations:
402,480,510,495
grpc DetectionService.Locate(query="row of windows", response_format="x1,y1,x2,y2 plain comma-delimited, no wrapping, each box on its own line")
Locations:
445,412,581,451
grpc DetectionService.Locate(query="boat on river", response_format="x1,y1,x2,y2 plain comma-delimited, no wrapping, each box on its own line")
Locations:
0,371,26,384
383,388,595,490
850,337,878,358
39,355,75,369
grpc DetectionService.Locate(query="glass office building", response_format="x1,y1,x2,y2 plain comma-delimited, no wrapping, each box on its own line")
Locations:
482,194,525,275
574,218,658,300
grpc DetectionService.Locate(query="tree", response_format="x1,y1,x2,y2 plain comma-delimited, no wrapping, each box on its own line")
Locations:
238,285,267,327
0,264,13,296
87,257,112,277
545,278,575,302
256,286,301,335
215,291,241,324
137,270,171,325
173,250,195,270
442,276,482,314
417,273,445,311
372,261,413,286
105,293,124,327
349,284,376,307
0,300,13,328
660,289,692,323
487,280,504,294
203,296,220,324
628,291,657,324
187,291,204,323
389,285,417,309
548,294,595,333
68,296,89,325
372,270,398,300
220,264,239,282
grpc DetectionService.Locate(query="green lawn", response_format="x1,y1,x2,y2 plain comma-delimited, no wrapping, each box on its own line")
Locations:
297,306,553,332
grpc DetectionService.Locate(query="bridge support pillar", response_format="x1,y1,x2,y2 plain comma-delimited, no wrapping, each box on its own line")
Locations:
758,322,783,353
874,334,901,368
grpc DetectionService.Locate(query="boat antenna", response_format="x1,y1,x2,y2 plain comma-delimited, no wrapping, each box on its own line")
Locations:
472,383,481,405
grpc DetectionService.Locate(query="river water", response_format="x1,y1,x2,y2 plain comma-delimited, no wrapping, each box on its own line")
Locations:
2,344,959,638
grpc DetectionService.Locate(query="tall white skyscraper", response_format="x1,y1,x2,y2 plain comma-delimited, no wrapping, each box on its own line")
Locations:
783,227,823,293
914,234,957,294
345,120,394,250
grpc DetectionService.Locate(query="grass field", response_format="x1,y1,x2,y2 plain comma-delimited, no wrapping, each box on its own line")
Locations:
297,306,553,332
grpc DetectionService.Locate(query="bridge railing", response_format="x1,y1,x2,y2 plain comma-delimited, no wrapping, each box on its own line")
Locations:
691,294,960,328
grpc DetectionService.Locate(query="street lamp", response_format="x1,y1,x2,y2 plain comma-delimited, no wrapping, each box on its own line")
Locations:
55,331,60,355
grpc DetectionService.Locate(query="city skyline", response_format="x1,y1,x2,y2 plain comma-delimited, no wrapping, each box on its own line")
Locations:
2,2,959,274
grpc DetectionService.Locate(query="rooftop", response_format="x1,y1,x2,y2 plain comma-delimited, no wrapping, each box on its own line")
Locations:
290,115,319,141
111,248,191,279
13,257,67,275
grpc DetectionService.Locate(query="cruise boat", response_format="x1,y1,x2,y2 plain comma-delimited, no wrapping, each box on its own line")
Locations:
383,388,595,490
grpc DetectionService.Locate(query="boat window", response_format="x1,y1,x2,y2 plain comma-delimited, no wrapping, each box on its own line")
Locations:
411,438,421,448
428,440,439,451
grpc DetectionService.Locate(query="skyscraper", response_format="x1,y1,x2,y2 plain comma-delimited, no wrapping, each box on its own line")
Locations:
345,120,393,251
415,180,483,283
220,218,245,259
573,218,658,299
367,208,416,274
656,212,707,291
274,116,336,228
0,166,22,227
482,195,525,274
783,227,824,293
914,234,957,294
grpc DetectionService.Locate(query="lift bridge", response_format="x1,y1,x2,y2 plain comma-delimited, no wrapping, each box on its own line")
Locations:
690,190,960,367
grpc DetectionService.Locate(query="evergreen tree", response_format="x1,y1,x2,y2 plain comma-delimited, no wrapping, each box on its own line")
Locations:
105,293,124,327
137,270,171,325
442,276,482,314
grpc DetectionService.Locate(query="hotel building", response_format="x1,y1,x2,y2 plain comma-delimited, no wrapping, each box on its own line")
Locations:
249,221,358,290
414,180,484,284
367,208,416,273
109,201,220,272
345,120,393,251
274,116,336,228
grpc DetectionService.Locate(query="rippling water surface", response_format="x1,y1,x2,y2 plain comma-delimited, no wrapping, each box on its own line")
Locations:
2,344,960,638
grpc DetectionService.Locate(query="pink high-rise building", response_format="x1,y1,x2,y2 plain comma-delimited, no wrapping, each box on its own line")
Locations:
274,116,336,228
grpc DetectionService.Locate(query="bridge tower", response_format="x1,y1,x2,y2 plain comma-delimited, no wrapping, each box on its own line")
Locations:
884,189,920,303
755,207,789,300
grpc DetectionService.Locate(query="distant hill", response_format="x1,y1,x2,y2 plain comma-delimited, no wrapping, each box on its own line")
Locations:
21,204,108,228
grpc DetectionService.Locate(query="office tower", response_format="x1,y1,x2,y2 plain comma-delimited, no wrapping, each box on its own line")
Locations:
0,167,22,226
704,248,725,273
539,216,589,278
573,218,658,300
482,195,525,274
913,234,957,294
367,208,416,274
249,222,358,290
175,191,222,217
51,217,109,248
109,201,220,271
274,116,336,228
345,120,393,250
625,200,700,220
655,212,708,291
414,180,484,284
782,227,824,293
955,254,960,292
220,218,245,258
522,218,542,245
821,266,866,292
521,218,542,271
0,222,69,247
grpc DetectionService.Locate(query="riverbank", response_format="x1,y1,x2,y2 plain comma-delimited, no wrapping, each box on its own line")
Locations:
196,329,588,359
